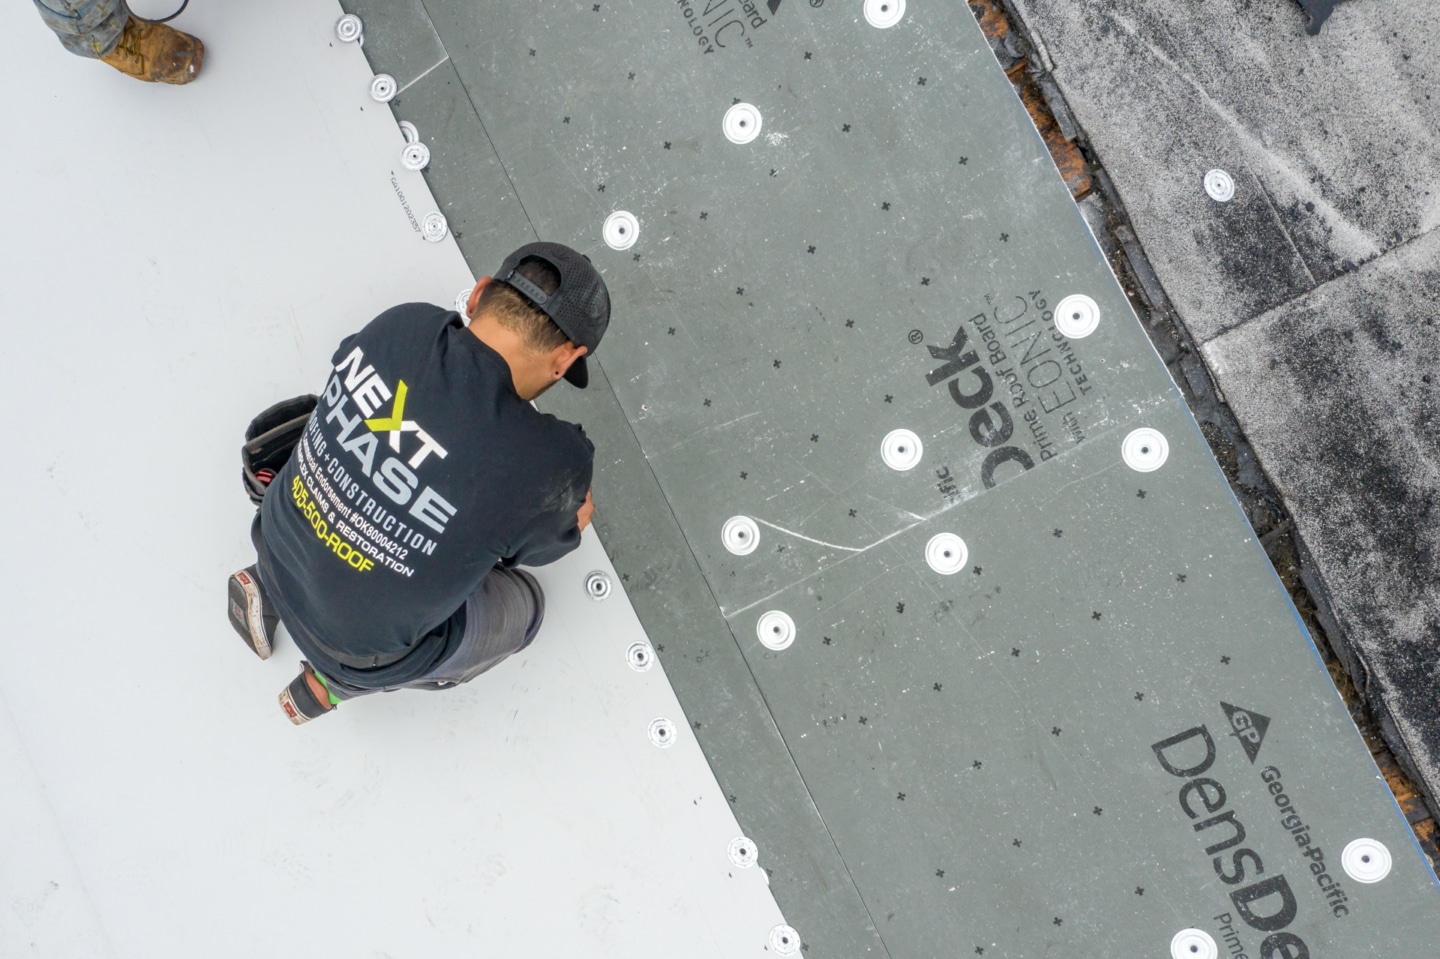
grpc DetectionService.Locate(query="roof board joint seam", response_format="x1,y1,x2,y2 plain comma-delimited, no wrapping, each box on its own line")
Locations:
397,54,450,96
408,10,541,242
570,386,894,956
720,428,1131,619
1200,223,1440,345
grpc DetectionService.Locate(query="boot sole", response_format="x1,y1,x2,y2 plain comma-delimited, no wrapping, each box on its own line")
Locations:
278,685,310,725
279,664,333,725
227,570,273,660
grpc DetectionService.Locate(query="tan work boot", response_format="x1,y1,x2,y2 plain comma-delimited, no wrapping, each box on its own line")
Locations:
99,17,204,84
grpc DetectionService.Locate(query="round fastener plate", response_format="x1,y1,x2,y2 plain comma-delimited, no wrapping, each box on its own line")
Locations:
648,718,677,748
756,610,796,651
1054,293,1101,339
1341,838,1391,883
421,211,448,243
401,142,430,171
723,103,763,145
585,570,612,601
626,642,655,672
722,515,761,555
881,429,924,471
370,74,398,103
335,14,363,42
602,210,640,251
1170,928,1218,959
398,120,420,144
1121,428,1169,472
925,533,968,575
455,286,475,316
727,836,758,868
768,925,802,957
863,0,906,28
1204,169,1235,202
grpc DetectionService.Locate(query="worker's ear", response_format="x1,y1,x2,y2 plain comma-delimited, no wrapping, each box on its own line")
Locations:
464,277,493,319
553,342,588,379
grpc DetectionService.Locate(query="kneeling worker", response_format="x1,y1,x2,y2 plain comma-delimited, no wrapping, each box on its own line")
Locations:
228,242,608,723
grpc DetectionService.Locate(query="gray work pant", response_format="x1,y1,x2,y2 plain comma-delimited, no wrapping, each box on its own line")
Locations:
322,567,547,702
248,513,546,702
33,0,130,58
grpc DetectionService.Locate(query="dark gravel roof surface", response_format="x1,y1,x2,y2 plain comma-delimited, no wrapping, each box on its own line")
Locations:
1007,0,1440,799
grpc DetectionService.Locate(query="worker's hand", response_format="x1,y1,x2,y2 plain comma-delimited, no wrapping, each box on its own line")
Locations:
576,487,595,533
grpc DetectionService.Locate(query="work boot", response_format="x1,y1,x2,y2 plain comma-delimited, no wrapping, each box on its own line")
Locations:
99,17,204,84
227,566,278,660
279,662,337,725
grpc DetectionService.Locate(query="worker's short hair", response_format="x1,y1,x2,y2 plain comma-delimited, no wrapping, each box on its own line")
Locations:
478,257,572,353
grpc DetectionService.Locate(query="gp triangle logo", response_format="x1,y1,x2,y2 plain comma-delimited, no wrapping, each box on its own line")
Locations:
767,0,782,13
1220,702,1271,763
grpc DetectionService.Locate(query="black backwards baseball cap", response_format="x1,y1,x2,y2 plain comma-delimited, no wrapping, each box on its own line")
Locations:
496,241,611,388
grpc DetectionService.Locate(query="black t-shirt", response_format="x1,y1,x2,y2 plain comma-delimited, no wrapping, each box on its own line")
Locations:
256,303,593,688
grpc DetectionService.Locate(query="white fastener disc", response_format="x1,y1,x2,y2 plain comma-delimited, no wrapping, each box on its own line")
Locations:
723,103,763,145
863,0,906,28
1204,169,1235,202
370,74,398,103
400,142,430,171
421,211,448,243
1341,838,1392,883
925,533,968,575
1121,428,1169,472
722,515,760,556
881,429,924,471
626,642,655,672
602,210,640,251
768,925,802,957
727,836,758,868
585,570,612,601
1054,293,1101,339
454,286,475,316
1170,928,1218,959
647,718,677,748
398,120,420,144
757,610,796,651
334,14,363,42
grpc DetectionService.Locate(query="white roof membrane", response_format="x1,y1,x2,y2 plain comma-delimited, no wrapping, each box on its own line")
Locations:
0,2,786,955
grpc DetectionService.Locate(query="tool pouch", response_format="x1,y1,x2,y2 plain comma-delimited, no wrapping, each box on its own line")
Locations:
241,394,318,506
